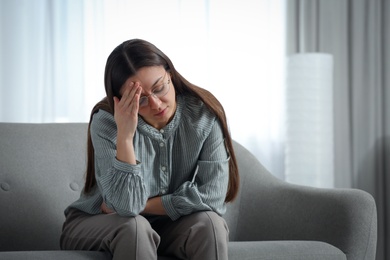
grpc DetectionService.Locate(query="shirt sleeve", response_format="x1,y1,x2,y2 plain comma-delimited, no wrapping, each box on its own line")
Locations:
91,111,149,217
161,120,229,220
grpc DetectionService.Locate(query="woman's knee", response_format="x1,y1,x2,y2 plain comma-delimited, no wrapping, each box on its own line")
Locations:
192,211,228,238
185,211,229,259
108,215,160,259
115,215,157,240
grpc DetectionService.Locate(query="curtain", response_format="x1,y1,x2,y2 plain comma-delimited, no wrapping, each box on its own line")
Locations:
0,0,86,122
0,0,287,179
287,0,390,259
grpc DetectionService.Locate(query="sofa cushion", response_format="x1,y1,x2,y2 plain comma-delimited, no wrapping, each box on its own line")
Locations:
0,251,176,260
228,241,346,260
0,251,110,260
0,123,88,251
0,241,346,260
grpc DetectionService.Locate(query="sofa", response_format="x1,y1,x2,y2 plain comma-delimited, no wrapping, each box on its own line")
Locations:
0,122,377,260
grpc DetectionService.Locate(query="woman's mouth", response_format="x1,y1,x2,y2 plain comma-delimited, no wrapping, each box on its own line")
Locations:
154,107,167,117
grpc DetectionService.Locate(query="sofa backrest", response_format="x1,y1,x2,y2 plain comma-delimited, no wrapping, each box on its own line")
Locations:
0,123,89,251
0,123,264,250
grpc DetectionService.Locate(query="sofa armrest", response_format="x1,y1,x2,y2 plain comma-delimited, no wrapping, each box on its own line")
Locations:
230,141,377,260
235,164,377,260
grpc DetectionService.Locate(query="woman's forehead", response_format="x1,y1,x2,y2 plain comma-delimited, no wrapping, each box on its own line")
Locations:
120,66,166,95
131,66,165,84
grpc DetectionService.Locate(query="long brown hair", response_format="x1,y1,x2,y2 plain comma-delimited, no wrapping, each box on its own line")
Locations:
84,39,239,202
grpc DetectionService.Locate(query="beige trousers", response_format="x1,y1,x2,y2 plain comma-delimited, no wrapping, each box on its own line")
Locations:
60,209,229,260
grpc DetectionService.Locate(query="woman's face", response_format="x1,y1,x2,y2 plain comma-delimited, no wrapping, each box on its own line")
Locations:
121,66,176,129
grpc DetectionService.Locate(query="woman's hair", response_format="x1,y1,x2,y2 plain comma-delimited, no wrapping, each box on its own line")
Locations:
84,39,239,202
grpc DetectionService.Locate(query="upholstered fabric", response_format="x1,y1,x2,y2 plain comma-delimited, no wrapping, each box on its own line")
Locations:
0,123,377,259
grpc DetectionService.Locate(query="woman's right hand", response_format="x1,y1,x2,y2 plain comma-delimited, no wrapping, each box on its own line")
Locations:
113,81,142,139
113,81,142,165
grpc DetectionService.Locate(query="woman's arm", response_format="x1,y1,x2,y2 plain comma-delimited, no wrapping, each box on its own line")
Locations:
161,120,230,221
101,196,167,215
114,82,142,165
93,82,150,217
142,197,167,215
92,112,149,217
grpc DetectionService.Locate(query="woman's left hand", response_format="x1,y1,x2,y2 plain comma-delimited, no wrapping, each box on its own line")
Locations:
100,202,114,214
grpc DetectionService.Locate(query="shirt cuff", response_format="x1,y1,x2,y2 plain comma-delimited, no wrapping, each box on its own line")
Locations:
161,194,181,221
114,158,141,173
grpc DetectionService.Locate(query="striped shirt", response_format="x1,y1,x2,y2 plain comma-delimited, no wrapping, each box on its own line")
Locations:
66,94,229,221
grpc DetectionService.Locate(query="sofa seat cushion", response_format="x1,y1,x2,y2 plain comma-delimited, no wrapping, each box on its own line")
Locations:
0,251,111,260
228,241,346,260
0,251,177,260
0,241,345,260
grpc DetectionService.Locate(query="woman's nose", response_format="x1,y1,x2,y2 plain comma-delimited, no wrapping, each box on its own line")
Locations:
148,95,162,109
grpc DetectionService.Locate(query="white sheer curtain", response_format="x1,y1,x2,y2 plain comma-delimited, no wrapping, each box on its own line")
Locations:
0,0,287,178
0,0,86,122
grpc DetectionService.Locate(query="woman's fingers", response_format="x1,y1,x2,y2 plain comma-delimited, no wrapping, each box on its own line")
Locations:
113,81,142,138
119,82,136,108
117,82,142,115
100,202,114,214
130,86,142,115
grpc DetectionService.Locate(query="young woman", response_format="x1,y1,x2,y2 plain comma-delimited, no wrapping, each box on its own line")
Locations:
60,39,239,260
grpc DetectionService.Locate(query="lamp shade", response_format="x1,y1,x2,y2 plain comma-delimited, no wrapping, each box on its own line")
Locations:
285,53,334,188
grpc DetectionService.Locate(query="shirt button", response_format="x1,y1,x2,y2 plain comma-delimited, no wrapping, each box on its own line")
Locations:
159,142,164,147
160,129,165,133
161,189,167,194
161,166,166,171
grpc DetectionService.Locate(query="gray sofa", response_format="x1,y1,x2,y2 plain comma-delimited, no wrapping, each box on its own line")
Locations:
0,123,377,260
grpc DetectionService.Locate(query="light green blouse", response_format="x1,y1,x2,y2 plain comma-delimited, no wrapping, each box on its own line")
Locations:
66,94,229,221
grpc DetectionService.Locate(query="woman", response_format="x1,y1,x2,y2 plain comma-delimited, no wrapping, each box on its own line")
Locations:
60,39,239,260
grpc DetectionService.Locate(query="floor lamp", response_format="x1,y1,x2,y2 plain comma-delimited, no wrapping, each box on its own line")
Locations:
285,53,334,188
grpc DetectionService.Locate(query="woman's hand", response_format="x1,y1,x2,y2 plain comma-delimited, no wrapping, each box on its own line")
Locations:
142,197,167,216
101,202,114,214
113,81,142,165
113,81,142,138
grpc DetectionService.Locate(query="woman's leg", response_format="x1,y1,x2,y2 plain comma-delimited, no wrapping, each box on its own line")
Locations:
153,211,229,260
60,209,160,260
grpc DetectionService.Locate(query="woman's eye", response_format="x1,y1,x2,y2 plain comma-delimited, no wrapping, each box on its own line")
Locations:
153,85,164,93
